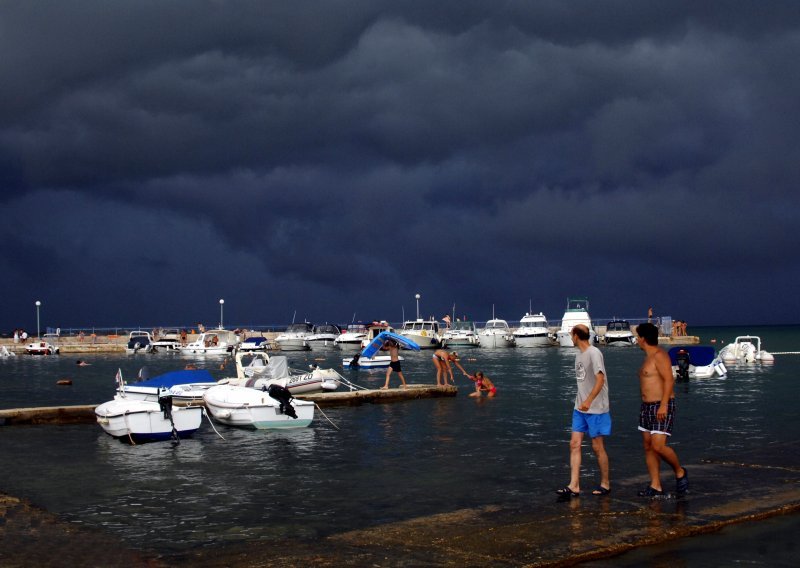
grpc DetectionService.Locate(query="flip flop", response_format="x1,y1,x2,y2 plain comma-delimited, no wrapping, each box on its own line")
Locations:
591,486,611,496
555,486,580,497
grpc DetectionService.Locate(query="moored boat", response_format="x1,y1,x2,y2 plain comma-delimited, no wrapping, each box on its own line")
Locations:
719,336,775,364
478,319,515,348
126,331,156,354
275,322,314,351
179,329,238,355
555,297,597,347
203,384,314,429
306,323,342,351
398,319,442,349
669,346,727,380
512,312,553,347
603,320,636,346
441,320,480,348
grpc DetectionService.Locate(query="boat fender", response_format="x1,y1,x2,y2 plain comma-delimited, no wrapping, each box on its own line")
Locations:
716,362,728,376
56,379,72,386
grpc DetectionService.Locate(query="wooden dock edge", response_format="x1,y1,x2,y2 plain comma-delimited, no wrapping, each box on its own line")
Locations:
297,384,458,407
0,405,99,426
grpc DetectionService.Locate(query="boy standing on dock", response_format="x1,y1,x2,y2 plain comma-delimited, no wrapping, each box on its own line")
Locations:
556,324,611,498
381,339,408,389
635,322,689,497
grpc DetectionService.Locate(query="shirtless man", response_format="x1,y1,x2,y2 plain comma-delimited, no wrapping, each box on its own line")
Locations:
636,322,689,497
381,339,408,389
431,349,466,386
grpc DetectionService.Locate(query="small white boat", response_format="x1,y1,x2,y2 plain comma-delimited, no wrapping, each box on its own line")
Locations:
513,312,553,347
603,320,637,346
179,329,238,355
96,374,203,443
478,319,515,348
669,346,727,380
719,336,775,364
555,297,597,347
25,337,60,355
275,322,314,351
203,384,314,429
335,322,369,351
223,352,339,394
441,320,480,348
0,345,16,357
119,369,218,405
343,354,404,368
126,331,156,354
306,324,342,351
398,319,442,349
238,336,270,352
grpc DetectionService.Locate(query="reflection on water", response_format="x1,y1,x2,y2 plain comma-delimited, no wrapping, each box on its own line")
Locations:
1,326,798,555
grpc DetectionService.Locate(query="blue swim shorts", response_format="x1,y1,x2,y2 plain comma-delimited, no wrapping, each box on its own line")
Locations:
572,409,612,438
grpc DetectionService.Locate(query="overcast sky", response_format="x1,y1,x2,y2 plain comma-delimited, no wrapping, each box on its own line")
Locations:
2,1,799,331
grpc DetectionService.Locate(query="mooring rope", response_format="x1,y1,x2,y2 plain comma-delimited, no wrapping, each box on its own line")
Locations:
333,370,368,391
201,407,226,440
314,403,340,430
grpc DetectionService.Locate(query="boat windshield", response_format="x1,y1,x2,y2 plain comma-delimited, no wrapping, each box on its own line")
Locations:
286,323,313,333
452,321,474,330
314,325,340,334
487,321,508,329
346,324,367,333
607,321,630,331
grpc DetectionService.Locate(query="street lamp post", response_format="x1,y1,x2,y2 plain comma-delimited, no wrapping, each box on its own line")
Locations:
35,300,41,338
415,293,420,320
219,299,225,329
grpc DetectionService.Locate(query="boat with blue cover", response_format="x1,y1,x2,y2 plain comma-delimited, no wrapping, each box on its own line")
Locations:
668,346,727,379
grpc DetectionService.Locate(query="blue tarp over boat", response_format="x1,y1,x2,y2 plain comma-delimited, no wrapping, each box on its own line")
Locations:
129,369,215,388
361,331,420,358
668,346,717,367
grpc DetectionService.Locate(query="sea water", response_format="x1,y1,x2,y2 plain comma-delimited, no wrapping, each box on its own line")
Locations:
1,325,798,562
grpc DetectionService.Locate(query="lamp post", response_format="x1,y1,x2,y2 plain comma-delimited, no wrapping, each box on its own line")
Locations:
35,300,41,338
415,293,420,320
219,299,225,329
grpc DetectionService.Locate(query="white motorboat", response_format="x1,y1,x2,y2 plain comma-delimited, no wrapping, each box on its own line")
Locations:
151,329,182,351
275,322,314,351
669,346,727,380
335,322,369,351
398,319,442,349
223,352,339,394
179,329,238,355
119,368,218,405
478,319,515,348
603,320,637,346
306,323,342,351
238,336,270,352
203,384,315,429
555,297,597,347
126,331,156,354
97,373,204,442
512,312,553,347
441,320,480,348
343,354,404,368
0,345,16,357
719,336,775,364
25,335,60,355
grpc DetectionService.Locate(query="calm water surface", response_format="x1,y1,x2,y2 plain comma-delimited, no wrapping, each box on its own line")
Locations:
1,325,798,560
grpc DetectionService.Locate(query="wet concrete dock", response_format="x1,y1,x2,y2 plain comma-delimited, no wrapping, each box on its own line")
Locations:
1,441,798,567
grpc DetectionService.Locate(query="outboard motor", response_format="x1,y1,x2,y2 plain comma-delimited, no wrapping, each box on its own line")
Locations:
350,353,361,368
267,384,298,419
676,350,691,382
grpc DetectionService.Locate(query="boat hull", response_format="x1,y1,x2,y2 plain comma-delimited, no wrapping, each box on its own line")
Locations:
307,338,339,351
398,332,441,349
275,338,309,351
95,399,203,442
513,334,552,348
477,333,515,348
343,355,403,368
203,385,314,429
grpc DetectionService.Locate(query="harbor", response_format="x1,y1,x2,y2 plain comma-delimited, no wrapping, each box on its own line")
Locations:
0,324,796,566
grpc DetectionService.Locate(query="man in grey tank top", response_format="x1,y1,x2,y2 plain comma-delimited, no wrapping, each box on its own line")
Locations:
555,324,611,497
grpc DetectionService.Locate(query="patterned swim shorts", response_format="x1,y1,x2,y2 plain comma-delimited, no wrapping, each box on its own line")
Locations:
638,399,675,436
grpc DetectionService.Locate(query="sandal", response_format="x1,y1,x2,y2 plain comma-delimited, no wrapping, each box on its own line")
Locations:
555,486,580,497
591,486,611,496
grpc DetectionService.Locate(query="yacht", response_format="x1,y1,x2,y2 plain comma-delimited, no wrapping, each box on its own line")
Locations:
478,319,516,348
398,318,442,349
306,324,342,351
512,312,553,347
555,297,597,347
441,320,480,348
275,322,314,351
179,329,239,355
334,322,369,351
603,320,636,346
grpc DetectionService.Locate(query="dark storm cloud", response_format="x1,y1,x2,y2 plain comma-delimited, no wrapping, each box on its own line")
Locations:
2,1,800,328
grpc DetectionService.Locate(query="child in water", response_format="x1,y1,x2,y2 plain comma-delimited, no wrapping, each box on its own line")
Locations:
466,371,497,398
